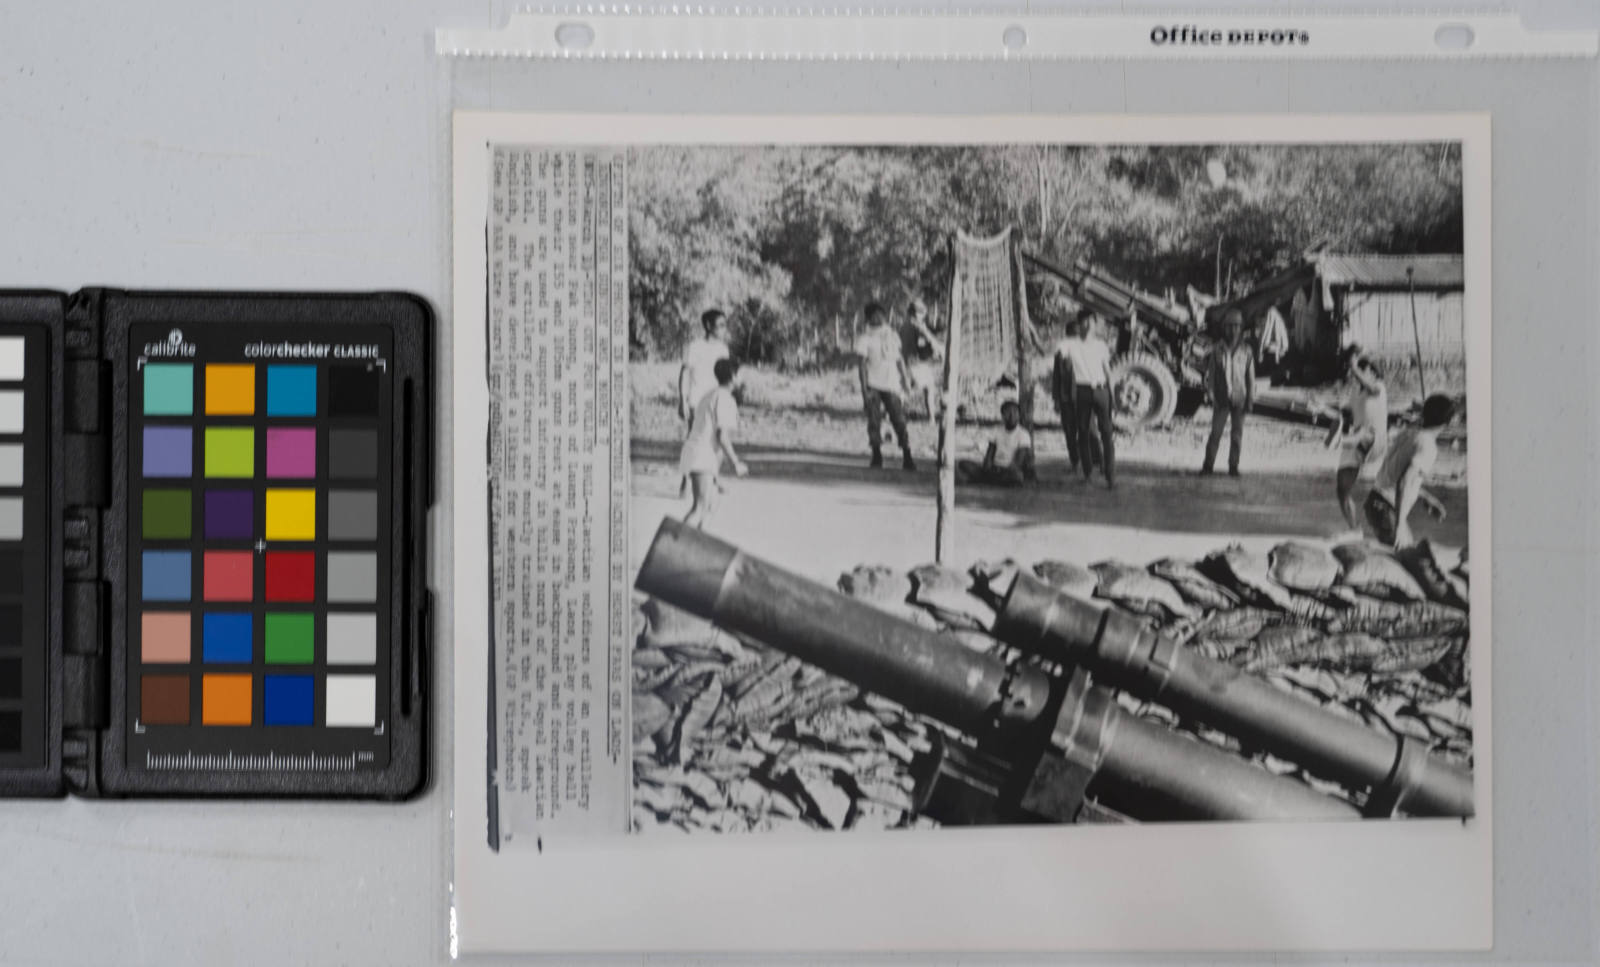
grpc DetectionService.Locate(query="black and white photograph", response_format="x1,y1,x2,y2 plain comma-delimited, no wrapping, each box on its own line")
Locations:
623,139,1477,833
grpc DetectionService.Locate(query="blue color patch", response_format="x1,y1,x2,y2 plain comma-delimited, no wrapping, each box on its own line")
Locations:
202,613,253,663
263,675,315,726
141,551,191,602
266,365,318,417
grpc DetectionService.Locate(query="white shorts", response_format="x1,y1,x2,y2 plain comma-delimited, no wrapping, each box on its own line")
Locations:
909,361,941,390
1339,438,1385,480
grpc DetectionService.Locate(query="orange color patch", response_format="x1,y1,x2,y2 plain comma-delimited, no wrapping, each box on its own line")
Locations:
202,673,253,725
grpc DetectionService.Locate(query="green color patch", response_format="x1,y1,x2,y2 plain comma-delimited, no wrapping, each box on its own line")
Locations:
144,364,194,416
264,612,314,664
204,427,255,478
141,488,192,539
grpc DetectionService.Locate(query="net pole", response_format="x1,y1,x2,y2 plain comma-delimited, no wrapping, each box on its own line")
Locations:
1009,230,1035,429
935,234,963,564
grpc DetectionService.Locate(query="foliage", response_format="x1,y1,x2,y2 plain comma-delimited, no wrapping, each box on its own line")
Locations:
629,143,1463,369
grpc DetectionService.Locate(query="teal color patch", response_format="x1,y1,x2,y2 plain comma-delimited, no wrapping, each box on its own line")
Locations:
144,364,195,416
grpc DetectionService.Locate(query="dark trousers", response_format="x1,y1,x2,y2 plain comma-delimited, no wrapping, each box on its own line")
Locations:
865,389,910,453
1075,385,1114,483
1055,394,1081,470
1203,401,1247,472
1363,490,1399,546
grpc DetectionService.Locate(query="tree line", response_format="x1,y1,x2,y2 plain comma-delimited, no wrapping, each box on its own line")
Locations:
628,143,1463,369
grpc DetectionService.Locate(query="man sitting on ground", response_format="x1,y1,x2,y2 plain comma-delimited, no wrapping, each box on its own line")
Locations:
956,400,1036,487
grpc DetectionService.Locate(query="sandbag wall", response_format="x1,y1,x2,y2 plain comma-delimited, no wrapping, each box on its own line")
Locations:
631,539,1472,833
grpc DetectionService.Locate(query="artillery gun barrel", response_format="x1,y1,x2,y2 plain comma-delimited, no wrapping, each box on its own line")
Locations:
636,519,1053,735
994,573,1475,818
635,520,1359,823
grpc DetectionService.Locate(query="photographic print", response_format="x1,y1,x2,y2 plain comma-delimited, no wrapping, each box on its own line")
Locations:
481,133,1480,840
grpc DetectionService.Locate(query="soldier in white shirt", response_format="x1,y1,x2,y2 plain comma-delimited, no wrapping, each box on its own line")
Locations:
1058,310,1116,488
853,302,915,470
956,400,1036,486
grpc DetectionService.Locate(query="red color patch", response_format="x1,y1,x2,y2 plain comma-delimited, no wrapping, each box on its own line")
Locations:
264,551,316,602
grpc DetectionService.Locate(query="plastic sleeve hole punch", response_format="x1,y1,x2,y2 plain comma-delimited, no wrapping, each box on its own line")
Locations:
555,22,595,52
1434,23,1475,51
1002,25,1027,52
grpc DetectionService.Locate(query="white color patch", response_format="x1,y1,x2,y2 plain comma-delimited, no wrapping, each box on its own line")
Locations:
0,337,25,381
324,674,376,728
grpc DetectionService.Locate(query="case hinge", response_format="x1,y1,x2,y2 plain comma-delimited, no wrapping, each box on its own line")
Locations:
62,581,107,730
60,290,109,797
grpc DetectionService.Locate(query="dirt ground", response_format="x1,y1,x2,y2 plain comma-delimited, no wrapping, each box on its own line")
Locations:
630,362,1469,583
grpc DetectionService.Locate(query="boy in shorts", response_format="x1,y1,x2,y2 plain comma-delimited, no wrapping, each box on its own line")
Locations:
1363,393,1453,548
679,358,748,530
1333,347,1389,531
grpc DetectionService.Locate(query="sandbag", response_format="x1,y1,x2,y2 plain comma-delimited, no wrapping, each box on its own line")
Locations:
1092,561,1198,619
1333,543,1427,602
1150,557,1240,610
1269,541,1341,592
1032,559,1098,598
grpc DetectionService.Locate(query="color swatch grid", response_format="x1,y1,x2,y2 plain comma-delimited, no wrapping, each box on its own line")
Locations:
0,335,26,756
135,359,384,735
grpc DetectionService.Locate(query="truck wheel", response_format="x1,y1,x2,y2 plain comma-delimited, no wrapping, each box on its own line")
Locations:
1110,352,1179,430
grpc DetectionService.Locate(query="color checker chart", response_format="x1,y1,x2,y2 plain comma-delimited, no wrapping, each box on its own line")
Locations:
129,325,395,773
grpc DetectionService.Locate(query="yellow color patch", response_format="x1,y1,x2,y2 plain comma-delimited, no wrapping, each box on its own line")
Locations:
264,489,317,541
205,364,256,415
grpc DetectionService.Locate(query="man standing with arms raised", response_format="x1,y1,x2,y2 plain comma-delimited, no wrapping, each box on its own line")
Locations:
900,297,945,421
1201,308,1255,477
854,302,916,470
1364,394,1453,548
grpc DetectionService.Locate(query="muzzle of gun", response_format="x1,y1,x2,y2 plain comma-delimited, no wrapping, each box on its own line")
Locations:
993,573,1474,819
635,519,1375,825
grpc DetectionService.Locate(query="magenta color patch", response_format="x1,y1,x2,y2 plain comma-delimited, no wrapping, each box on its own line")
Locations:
265,428,317,479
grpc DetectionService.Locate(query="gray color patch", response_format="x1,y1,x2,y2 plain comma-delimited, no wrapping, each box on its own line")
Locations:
0,444,22,486
326,551,377,603
327,490,378,541
327,428,378,479
0,498,22,540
